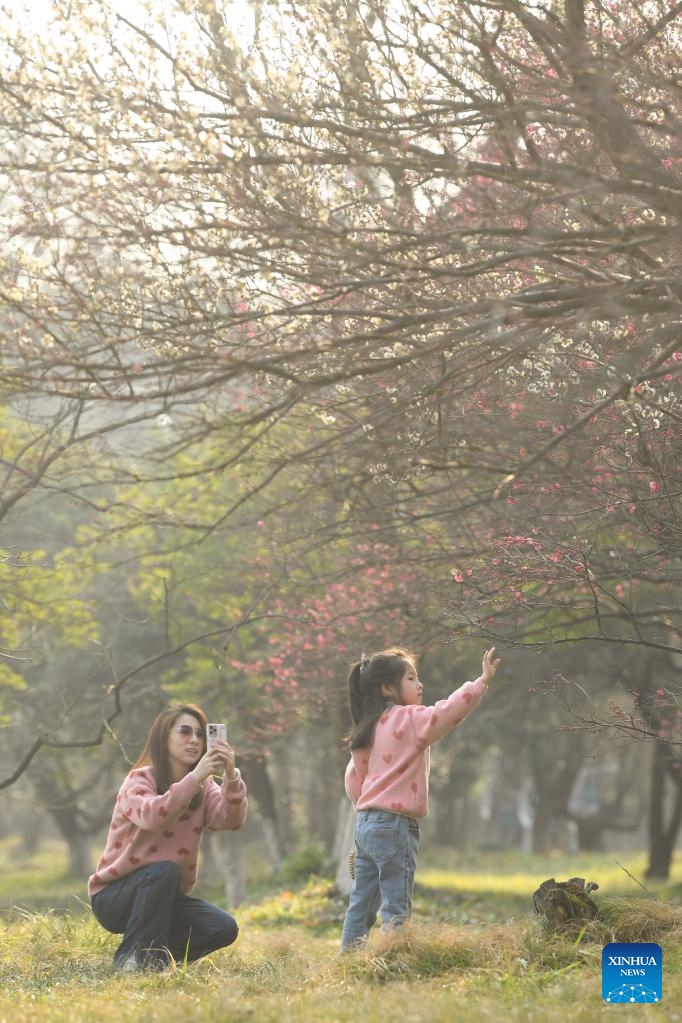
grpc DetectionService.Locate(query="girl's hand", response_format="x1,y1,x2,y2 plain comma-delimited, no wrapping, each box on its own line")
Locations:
481,647,501,685
192,741,236,783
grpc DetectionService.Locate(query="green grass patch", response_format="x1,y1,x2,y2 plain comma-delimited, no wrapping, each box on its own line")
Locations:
0,894,680,1023
0,845,680,1021
239,877,347,931
0,838,93,916
416,847,682,922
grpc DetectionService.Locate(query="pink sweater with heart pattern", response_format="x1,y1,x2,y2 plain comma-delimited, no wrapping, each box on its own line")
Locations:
88,766,247,898
345,677,488,819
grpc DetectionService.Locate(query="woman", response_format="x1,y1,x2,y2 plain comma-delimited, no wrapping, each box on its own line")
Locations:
88,703,247,972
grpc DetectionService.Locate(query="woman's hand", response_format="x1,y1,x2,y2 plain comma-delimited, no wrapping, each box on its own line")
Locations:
481,647,501,685
192,741,237,783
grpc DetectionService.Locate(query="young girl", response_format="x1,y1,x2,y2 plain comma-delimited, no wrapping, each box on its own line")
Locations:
341,647,500,950
89,703,247,972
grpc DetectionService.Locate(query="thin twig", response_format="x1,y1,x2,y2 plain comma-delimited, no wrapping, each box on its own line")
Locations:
613,859,653,897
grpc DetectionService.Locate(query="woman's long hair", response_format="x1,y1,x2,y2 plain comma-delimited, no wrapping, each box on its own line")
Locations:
346,648,414,750
132,703,208,810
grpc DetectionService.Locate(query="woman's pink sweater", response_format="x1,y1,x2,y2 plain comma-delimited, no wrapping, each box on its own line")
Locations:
88,766,247,897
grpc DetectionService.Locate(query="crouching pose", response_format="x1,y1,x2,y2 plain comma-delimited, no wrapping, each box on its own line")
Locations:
89,703,247,972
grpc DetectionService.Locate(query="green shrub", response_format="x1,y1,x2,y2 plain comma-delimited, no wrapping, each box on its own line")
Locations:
274,842,332,885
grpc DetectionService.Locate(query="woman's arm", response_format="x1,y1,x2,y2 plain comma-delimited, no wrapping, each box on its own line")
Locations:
117,769,202,831
203,771,248,831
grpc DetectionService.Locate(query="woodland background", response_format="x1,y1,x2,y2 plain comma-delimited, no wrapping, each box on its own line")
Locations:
0,0,680,906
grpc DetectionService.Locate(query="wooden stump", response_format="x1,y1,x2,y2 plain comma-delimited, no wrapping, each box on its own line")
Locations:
532,876,600,928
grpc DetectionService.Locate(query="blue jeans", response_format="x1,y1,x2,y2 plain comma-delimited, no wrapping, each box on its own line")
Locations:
91,861,239,969
341,809,420,950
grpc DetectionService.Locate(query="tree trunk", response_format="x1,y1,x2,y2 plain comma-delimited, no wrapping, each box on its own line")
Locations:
261,817,283,875
30,769,93,876
18,809,44,854
66,832,92,877
332,797,355,896
222,829,247,908
433,770,463,845
646,742,682,880
199,829,223,886
452,794,474,851
531,801,551,854
575,816,605,852
241,756,284,873
517,778,535,853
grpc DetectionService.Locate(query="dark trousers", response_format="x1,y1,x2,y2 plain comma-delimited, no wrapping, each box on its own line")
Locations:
91,860,239,969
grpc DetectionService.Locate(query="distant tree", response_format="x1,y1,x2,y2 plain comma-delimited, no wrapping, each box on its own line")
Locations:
0,0,680,874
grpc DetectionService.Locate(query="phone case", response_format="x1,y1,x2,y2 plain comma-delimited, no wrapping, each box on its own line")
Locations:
206,722,227,749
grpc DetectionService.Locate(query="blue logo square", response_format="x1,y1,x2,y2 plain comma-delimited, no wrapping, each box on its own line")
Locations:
602,942,662,1003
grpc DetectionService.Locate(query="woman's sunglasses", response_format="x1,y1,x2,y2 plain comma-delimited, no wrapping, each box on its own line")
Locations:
174,725,206,739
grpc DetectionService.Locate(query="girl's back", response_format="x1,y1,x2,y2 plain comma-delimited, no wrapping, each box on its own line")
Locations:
346,675,488,818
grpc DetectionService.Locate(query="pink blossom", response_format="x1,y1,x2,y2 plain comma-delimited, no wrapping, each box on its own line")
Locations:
257,519,265,528
649,481,660,493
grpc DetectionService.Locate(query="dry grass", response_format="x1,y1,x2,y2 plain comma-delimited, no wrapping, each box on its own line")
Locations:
594,896,682,944
1,848,680,1022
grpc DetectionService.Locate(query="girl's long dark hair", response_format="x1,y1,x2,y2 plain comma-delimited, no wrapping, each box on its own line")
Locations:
132,703,208,810
346,648,414,750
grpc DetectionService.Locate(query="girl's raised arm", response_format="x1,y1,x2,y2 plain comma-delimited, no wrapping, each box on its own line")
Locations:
481,647,501,685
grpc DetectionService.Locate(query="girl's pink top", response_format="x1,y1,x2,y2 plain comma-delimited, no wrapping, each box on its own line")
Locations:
88,766,247,897
345,677,487,819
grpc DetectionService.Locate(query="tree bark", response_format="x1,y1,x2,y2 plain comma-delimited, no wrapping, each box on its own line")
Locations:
241,756,284,873
575,816,605,852
646,742,682,880
30,770,94,876
332,797,355,896
66,832,92,878
17,809,44,854
222,829,247,908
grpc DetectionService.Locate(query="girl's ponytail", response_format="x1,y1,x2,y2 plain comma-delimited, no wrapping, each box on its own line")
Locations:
348,661,364,727
345,647,414,750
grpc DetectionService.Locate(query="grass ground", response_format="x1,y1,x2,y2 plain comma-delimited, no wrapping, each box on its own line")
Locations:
0,840,680,1022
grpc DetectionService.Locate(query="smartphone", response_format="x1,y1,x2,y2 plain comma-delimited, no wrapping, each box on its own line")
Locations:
206,722,227,750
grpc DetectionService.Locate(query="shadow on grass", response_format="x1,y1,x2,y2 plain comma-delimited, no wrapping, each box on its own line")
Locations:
413,880,532,925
